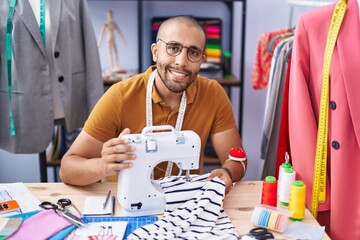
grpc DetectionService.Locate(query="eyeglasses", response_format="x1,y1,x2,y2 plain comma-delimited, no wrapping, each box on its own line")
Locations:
157,38,204,63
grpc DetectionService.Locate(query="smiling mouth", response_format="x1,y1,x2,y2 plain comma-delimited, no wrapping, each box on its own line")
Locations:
169,69,188,78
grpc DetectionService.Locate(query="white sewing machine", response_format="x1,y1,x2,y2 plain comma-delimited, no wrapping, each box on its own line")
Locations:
117,125,201,216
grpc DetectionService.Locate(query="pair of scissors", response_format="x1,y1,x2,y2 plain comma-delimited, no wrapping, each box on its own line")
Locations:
240,227,274,239
39,198,86,227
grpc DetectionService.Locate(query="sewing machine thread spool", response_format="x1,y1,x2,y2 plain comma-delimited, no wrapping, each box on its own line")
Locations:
278,168,296,206
261,176,277,207
250,205,289,233
278,162,292,198
288,180,306,221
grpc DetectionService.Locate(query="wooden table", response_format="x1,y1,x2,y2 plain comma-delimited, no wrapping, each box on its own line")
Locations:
26,181,330,239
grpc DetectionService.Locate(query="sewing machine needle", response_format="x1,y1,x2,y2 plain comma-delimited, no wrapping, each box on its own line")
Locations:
185,170,192,182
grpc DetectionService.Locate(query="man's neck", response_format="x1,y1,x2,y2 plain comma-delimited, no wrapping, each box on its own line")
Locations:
154,78,183,110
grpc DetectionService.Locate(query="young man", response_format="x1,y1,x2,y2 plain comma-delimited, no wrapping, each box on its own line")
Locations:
60,16,246,193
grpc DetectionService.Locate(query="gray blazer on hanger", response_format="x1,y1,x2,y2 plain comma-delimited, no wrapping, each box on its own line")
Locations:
0,0,103,153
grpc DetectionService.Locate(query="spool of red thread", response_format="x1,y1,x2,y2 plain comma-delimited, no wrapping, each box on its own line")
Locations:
261,176,278,207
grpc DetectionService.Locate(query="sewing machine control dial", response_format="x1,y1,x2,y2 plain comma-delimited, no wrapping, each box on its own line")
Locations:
129,136,141,143
146,138,157,152
176,134,185,144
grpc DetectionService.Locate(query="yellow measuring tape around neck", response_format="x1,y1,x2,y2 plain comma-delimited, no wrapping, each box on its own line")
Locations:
311,0,347,218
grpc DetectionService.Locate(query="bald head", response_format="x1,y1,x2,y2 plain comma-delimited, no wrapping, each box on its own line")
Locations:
157,16,206,44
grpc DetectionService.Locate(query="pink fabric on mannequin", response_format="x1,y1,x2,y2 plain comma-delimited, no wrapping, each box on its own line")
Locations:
289,0,360,239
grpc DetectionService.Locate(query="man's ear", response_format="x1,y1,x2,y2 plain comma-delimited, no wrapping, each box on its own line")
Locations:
201,54,206,63
151,43,158,63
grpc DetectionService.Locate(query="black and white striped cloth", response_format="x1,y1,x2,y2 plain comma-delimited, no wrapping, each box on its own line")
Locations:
128,174,239,239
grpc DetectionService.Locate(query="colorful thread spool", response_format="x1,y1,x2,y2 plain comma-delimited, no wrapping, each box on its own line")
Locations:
250,205,289,233
261,176,278,207
288,180,306,221
278,162,292,197
278,168,296,206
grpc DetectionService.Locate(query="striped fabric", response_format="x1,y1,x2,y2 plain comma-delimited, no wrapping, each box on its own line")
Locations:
128,174,239,240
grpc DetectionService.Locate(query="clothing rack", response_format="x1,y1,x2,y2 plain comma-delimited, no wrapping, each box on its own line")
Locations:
288,0,336,27
288,0,335,7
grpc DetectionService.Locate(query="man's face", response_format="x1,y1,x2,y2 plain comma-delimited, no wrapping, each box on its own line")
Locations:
151,23,206,93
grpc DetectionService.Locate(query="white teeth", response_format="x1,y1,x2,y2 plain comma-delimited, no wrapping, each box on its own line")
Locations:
171,71,185,77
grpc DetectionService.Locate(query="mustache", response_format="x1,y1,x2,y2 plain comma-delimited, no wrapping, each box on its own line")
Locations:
166,66,192,76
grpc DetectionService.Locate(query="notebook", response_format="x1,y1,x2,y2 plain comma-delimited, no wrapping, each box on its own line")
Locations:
82,196,115,217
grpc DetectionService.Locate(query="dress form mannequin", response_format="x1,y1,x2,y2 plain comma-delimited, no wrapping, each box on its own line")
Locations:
1,0,103,154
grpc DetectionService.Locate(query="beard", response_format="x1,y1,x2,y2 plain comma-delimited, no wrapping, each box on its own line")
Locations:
157,63,199,93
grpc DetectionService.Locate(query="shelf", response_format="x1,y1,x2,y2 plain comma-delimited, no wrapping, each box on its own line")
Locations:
103,75,240,87
217,76,241,86
204,155,220,165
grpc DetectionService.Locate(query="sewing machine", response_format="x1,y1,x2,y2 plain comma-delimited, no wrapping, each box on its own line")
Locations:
117,125,201,216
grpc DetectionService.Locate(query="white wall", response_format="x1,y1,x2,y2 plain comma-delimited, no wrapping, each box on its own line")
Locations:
239,0,290,180
0,0,318,183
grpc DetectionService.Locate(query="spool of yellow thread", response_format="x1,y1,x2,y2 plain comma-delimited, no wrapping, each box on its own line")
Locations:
288,180,306,221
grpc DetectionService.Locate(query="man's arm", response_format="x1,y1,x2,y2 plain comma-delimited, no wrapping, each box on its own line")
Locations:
208,127,247,193
59,129,135,186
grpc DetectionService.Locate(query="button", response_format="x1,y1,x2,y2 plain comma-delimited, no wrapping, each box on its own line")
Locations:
58,76,64,82
332,141,340,150
146,139,157,152
329,101,336,110
54,51,60,58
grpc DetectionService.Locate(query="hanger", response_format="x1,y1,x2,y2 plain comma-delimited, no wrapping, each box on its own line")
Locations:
287,0,335,8
266,31,294,54
285,46,293,62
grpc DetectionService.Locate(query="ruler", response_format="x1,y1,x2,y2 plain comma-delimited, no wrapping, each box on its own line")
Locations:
87,216,158,239
311,0,347,218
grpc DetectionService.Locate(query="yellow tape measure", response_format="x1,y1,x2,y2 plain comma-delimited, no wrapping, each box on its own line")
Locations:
311,0,347,218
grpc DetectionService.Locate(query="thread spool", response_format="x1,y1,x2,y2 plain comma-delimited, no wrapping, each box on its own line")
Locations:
288,180,306,221
250,205,289,233
278,168,296,206
261,176,278,207
278,162,292,198
222,51,232,78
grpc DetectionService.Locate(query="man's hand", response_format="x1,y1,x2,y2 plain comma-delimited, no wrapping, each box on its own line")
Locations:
100,128,136,177
207,168,233,194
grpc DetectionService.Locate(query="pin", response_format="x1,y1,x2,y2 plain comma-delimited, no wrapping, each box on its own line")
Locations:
103,190,111,210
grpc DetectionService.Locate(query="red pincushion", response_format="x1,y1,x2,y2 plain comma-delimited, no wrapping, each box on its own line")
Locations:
229,147,246,161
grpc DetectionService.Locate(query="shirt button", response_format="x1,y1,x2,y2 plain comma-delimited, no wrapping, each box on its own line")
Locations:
58,76,64,82
54,51,60,58
332,141,340,150
329,101,337,110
